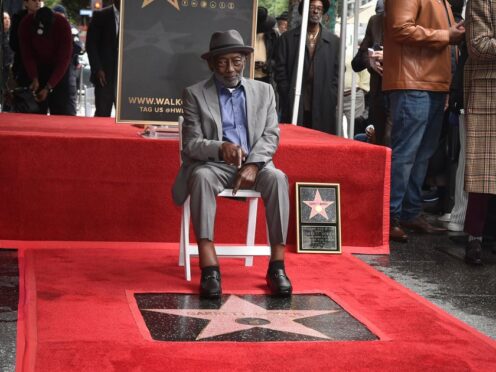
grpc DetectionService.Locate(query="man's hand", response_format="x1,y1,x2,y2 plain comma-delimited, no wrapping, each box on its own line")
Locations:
35,88,49,102
449,21,465,45
96,69,107,87
368,50,383,76
220,142,246,168
232,164,259,196
29,78,39,93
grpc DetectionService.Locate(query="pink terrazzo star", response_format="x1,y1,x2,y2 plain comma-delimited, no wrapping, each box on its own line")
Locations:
303,190,334,219
145,295,338,340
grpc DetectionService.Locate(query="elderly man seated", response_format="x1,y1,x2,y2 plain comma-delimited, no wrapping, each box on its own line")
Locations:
172,29,292,299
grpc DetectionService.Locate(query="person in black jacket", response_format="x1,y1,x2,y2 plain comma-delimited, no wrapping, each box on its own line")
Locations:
86,0,119,117
10,0,43,88
254,7,278,85
274,0,340,133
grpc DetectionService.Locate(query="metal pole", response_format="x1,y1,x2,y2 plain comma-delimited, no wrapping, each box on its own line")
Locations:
291,0,310,125
349,0,360,139
337,0,348,137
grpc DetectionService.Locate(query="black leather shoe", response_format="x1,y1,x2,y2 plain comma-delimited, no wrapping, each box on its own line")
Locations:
266,268,292,297
465,240,483,266
200,270,222,299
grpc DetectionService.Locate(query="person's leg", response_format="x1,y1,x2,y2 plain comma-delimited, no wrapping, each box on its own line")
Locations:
464,192,490,265
255,166,289,257
354,89,365,119
464,192,490,237
255,165,292,296
48,68,77,116
369,91,388,146
342,94,352,131
401,92,446,222
187,163,236,298
94,82,115,117
188,163,235,268
389,90,430,222
449,113,468,231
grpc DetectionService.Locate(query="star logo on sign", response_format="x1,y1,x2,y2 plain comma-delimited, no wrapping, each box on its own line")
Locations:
144,295,338,340
142,0,180,10
303,190,334,220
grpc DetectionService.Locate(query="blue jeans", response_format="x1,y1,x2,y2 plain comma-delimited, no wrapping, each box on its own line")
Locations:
389,90,446,221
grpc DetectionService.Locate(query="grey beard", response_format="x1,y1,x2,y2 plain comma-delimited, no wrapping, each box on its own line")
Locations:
214,72,242,88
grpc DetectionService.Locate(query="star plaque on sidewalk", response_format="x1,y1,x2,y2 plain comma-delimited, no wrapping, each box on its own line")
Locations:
133,293,377,342
296,183,341,253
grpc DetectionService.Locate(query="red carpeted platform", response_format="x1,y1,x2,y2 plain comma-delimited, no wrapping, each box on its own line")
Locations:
15,244,496,371
0,113,390,253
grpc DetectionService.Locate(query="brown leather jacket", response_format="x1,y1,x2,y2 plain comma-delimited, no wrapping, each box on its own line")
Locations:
383,0,455,92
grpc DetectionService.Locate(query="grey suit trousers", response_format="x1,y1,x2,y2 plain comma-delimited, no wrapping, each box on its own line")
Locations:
187,162,289,246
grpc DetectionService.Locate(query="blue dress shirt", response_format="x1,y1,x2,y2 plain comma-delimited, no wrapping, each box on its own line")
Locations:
215,78,251,155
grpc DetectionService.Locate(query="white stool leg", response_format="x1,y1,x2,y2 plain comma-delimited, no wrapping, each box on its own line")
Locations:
179,213,185,266
183,198,192,281
245,197,258,266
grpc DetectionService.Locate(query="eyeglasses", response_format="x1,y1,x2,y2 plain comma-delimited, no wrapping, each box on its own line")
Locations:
215,57,245,69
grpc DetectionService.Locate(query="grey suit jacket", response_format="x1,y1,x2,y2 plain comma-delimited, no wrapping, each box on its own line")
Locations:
172,76,280,205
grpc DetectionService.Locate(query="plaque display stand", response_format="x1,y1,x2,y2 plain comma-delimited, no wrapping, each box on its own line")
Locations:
140,125,179,139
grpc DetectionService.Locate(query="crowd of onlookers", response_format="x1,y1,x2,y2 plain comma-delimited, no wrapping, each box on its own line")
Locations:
258,0,495,266
1,0,118,116
1,0,494,264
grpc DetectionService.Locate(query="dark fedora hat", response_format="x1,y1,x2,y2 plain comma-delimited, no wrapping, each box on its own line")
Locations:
201,29,254,60
298,0,330,15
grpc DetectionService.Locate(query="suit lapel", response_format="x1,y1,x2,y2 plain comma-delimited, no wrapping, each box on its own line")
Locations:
202,77,222,140
243,79,256,148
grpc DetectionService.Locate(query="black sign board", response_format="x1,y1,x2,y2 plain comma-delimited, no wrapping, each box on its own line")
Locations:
117,0,257,126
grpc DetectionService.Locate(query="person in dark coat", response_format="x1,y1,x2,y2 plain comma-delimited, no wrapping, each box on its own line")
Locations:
254,7,278,85
10,0,43,88
19,7,75,115
2,12,14,111
85,0,119,117
273,0,340,134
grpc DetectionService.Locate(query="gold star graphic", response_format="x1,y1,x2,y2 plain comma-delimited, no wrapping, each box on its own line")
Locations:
142,0,180,10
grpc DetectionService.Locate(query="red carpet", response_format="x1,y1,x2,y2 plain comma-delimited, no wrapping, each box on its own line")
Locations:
0,113,390,253
15,243,496,371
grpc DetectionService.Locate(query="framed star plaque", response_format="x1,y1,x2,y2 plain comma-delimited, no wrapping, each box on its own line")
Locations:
296,183,341,254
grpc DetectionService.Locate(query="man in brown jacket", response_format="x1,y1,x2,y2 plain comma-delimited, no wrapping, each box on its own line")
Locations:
383,0,465,242
462,0,496,265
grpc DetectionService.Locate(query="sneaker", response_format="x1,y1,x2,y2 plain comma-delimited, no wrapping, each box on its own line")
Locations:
438,213,451,222
447,221,464,232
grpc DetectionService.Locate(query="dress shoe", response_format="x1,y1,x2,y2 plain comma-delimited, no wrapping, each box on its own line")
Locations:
465,240,482,265
200,270,222,299
266,268,292,297
401,215,447,234
390,218,408,242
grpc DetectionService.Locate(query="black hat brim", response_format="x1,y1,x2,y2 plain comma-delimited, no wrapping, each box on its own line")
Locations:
201,46,254,60
298,0,330,15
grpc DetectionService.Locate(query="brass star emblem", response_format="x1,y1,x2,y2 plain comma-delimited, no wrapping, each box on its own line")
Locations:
142,0,180,10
